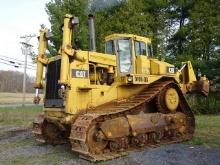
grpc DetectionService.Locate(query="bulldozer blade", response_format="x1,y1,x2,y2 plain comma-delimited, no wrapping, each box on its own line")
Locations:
195,79,209,96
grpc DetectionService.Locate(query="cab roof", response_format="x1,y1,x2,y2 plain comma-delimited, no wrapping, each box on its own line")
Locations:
105,34,151,44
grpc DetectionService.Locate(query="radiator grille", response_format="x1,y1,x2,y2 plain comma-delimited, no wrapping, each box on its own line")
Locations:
44,59,64,108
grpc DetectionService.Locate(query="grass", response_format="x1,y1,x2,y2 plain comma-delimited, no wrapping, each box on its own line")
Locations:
0,106,219,147
0,106,42,127
186,115,220,147
0,92,43,104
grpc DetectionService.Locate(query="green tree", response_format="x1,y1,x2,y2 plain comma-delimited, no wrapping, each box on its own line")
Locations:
187,0,220,61
45,0,220,80
165,0,220,79
143,0,169,57
94,0,168,54
46,0,89,50
45,0,169,56
166,0,195,57
94,0,153,51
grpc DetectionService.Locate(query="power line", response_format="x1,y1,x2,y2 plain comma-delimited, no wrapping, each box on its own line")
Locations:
0,61,36,70
0,61,19,68
0,57,35,67
0,54,35,63
0,55,35,67
0,57,34,67
0,58,36,69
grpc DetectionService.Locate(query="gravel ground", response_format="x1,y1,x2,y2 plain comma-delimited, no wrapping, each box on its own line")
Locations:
0,126,219,165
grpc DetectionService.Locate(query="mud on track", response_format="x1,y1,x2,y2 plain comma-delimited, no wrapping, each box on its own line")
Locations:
0,125,220,165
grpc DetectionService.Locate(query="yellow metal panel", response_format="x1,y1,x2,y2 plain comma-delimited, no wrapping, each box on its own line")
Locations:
34,28,48,88
59,14,73,84
117,85,147,99
89,84,118,107
150,59,174,75
181,61,197,83
48,55,61,63
89,51,116,66
150,59,160,74
105,33,151,44
135,55,150,74
65,51,90,114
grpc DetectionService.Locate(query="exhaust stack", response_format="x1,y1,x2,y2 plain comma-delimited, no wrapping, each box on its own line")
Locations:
88,14,96,51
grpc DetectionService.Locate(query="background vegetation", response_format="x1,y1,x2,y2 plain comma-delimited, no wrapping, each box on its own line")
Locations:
185,115,220,147
46,0,220,78
0,106,41,126
186,93,220,114
0,70,34,93
45,0,220,114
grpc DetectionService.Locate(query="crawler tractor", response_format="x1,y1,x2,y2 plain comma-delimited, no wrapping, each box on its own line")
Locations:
33,14,209,161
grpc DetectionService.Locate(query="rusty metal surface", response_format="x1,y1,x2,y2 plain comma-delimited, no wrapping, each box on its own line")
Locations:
196,79,210,96
33,96,41,104
32,114,69,144
100,117,130,139
126,113,167,136
32,114,46,143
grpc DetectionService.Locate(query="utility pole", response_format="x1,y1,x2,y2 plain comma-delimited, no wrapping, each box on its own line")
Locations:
20,34,35,107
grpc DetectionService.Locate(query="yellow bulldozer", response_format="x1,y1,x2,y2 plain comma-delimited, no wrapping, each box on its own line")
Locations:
32,14,209,161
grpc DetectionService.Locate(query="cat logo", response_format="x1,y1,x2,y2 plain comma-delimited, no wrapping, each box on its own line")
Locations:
72,69,88,78
167,67,176,74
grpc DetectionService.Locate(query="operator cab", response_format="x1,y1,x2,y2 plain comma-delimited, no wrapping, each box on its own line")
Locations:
105,34,153,75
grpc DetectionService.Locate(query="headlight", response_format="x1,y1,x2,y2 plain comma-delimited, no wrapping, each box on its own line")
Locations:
127,76,133,82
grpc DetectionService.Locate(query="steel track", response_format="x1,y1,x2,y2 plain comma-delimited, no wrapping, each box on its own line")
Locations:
69,80,195,161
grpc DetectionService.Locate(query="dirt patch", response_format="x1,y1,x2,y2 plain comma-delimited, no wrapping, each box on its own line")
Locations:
0,126,27,140
0,125,220,165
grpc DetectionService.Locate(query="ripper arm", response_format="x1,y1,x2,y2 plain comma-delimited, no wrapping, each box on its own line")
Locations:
33,28,50,104
178,61,209,96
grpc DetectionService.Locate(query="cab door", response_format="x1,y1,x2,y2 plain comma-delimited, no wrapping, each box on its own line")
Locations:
116,39,133,75
135,41,150,74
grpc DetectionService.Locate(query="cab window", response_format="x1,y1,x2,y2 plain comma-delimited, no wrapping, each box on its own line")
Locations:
147,44,153,57
135,41,146,55
106,40,114,54
118,39,132,73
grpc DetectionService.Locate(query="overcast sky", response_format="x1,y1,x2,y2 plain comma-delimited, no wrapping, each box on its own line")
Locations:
0,0,50,77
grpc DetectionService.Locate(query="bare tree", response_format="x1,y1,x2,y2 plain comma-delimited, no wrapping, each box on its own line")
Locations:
0,70,34,93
